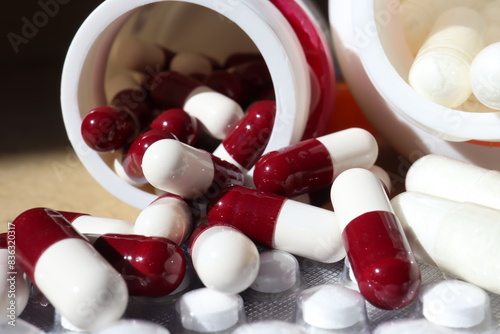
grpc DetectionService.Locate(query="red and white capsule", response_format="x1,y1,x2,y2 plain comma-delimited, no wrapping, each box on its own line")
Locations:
253,128,378,198
188,223,260,294
117,129,177,184
330,168,421,310
150,71,244,140
207,185,345,263
93,234,186,298
142,138,244,199
213,100,276,173
135,194,194,245
13,208,128,330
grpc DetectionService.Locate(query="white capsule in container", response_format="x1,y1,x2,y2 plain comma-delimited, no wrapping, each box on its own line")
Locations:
470,42,500,110
417,280,495,332
409,6,486,108
330,0,500,170
175,287,246,333
391,191,500,295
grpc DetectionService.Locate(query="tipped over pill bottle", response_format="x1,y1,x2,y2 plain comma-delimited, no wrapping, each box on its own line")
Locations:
61,0,336,209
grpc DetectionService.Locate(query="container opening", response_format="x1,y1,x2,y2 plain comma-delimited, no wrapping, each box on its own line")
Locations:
77,1,275,195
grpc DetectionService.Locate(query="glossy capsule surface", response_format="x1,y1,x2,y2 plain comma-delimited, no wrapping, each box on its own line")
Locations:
142,139,244,199
81,106,136,152
13,208,128,330
207,185,345,263
331,169,421,310
121,129,176,181
149,108,199,146
94,234,186,298
254,128,378,197
213,100,276,171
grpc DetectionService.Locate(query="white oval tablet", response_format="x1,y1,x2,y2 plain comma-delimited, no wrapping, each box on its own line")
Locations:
297,284,367,329
177,288,244,332
421,280,489,328
250,250,299,293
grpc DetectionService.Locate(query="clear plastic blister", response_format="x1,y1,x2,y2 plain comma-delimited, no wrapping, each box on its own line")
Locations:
16,253,500,333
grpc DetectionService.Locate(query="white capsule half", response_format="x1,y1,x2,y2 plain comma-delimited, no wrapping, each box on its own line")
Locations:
191,225,259,294
135,195,193,245
317,127,378,179
35,238,128,330
70,215,134,236
184,86,244,140
142,139,214,199
409,7,486,108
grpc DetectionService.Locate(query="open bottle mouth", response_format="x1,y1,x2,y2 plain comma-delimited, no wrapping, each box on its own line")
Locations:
61,0,335,209
352,0,500,143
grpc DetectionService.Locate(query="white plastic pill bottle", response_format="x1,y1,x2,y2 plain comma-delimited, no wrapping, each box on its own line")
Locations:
60,0,335,209
330,0,500,170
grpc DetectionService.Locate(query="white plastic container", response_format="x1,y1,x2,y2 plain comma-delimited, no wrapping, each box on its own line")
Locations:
329,0,500,170
61,0,335,209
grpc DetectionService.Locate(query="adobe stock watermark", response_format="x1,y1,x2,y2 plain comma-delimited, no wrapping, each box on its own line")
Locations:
7,0,71,54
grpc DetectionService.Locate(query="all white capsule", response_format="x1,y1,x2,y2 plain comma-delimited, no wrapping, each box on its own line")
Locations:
406,154,500,211
391,191,500,295
409,7,486,108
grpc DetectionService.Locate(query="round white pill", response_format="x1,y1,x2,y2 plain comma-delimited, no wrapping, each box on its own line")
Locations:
177,288,244,332
373,318,454,334
250,250,299,293
93,319,171,333
297,284,367,329
232,320,307,334
470,42,500,110
421,280,489,328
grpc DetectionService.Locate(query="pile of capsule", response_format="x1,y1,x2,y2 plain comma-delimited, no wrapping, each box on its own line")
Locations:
3,35,500,333
402,0,500,111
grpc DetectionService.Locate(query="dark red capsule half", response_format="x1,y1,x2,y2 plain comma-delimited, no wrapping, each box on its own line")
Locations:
343,211,421,310
253,138,334,198
93,234,186,298
81,106,137,152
